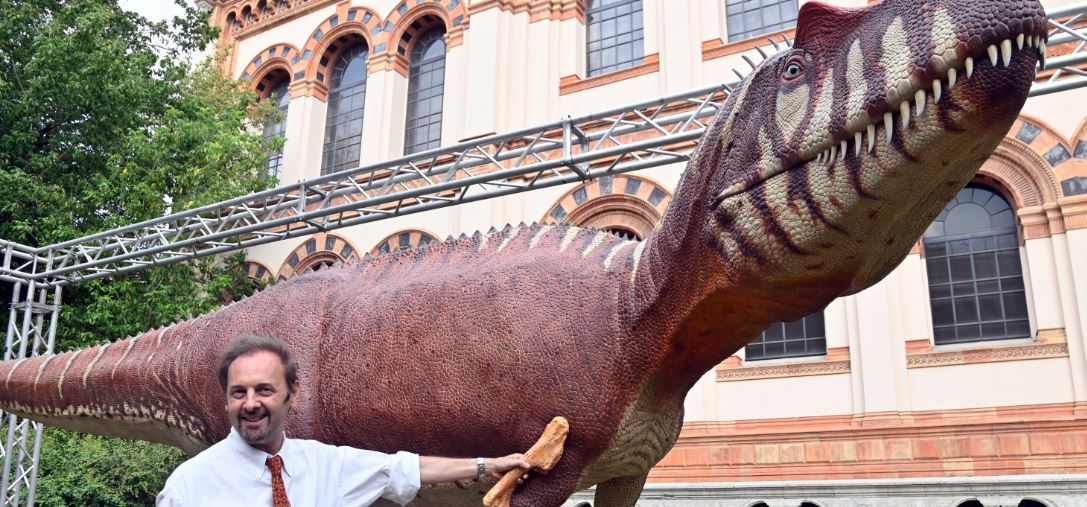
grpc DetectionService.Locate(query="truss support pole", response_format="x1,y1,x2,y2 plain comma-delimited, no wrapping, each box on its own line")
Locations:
0,277,62,507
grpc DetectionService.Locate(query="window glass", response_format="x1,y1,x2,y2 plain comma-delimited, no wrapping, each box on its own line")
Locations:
745,312,826,361
586,0,644,77
321,44,369,174
262,79,290,181
725,0,798,42
404,28,446,155
923,184,1028,345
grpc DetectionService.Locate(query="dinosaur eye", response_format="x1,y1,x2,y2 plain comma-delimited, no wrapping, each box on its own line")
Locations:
783,62,803,79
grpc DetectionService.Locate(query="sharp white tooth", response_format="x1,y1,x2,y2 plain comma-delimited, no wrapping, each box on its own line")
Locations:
900,101,910,129
1000,39,1012,67
854,132,862,156
1035,35,1041,48
884,112,894,143
867,124,876,152
933,79,942,102
948,68,957,89
1039,40,1047,69
987,44,998,66
829,144,837,162
966,57,974,78
840,140,848,160
915,89,926,116
1016,33,1025,50
816,151,823,164
1026,34,1034,47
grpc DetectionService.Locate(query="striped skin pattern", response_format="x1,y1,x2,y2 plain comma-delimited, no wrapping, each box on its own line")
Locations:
0,1,1045,506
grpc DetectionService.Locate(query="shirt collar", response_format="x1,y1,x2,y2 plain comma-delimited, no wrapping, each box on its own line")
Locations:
225,428,300,480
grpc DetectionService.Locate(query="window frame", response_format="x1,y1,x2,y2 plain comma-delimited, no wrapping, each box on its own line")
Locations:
403,27,448,156
320,43,370,175
585,0,645,77
745,312,827,361
723,0,799,43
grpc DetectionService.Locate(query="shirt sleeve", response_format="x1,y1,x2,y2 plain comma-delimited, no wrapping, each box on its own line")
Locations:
339,448,421,506
155,483,183,507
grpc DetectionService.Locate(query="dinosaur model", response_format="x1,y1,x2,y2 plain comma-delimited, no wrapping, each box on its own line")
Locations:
0,0,1045,505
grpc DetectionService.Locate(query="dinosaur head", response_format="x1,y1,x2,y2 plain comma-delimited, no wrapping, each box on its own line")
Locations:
704,0,1044,309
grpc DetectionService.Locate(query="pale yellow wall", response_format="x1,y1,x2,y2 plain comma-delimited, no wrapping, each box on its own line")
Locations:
715,372,854,420
908,357,1074,410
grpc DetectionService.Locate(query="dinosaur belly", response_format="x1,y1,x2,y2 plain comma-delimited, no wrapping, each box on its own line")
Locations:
576,392,685,489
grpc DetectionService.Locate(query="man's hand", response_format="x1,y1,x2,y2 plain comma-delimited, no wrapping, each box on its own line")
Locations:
486,453,532,481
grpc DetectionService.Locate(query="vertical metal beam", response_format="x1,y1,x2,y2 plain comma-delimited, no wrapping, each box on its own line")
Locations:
0,264,61,506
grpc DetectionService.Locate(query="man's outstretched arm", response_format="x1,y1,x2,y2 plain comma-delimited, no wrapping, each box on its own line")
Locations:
419,454,531,484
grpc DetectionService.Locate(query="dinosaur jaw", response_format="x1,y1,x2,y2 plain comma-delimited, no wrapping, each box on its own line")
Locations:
710,32,1039,308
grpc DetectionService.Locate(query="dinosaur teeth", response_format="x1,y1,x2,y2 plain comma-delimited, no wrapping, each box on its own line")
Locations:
884,112,894,143
854,132,862,157
932,79,942,102
900,101,910,129
1000,39,1012,67
839,140,847,161
914,89,926,116
948,68,957,89
1016,33,1025,50
1039,40,1047,69
965,57,974,78
987,44,998,66
867,124,876,152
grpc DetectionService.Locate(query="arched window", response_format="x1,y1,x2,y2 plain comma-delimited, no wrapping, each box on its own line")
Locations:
586,0,644,76
923,184,1029,345
321,43,369,174
745,312,826,361
262,79,290,180
404,27,447,155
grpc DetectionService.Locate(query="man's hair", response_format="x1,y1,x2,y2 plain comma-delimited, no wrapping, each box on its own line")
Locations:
217,334,299,394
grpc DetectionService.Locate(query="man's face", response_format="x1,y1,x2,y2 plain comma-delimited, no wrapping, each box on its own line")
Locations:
225,350,296,454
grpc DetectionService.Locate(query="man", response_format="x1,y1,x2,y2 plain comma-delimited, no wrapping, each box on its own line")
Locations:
157,335,532,506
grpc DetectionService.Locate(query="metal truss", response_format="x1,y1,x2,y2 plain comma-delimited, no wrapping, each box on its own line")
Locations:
0,2,1085,505
0,280,60,507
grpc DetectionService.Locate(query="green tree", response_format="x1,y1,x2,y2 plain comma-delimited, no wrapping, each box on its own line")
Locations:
0,0,280,504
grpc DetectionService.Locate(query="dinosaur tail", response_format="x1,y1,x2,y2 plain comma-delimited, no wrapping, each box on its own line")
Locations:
0,320,220,455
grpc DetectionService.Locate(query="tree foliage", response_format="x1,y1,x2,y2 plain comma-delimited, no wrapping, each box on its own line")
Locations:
0,0,280,503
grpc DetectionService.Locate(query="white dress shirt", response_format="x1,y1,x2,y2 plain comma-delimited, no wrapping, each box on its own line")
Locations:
156,429,420,506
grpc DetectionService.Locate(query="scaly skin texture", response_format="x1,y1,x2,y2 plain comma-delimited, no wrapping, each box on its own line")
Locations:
0,1,1045,505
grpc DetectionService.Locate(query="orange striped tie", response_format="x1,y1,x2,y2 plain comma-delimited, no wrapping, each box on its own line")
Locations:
265,455,292,507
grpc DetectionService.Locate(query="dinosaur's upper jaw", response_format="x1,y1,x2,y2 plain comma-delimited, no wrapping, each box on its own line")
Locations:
717,27,1044,202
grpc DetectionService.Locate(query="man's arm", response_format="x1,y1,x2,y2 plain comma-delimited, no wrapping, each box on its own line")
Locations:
419,454,531,485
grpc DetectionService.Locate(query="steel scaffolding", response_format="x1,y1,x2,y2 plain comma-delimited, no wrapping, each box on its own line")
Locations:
1,2,1086,503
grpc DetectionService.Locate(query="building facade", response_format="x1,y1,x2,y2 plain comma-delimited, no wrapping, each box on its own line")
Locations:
206,0,1087,504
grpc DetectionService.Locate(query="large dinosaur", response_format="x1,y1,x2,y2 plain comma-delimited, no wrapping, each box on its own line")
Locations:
0,0,1045,505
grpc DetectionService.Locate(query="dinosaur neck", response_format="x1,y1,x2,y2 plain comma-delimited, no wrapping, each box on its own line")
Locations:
628,114,758,401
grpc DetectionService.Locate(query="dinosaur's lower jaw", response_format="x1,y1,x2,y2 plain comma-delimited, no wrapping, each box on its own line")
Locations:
711,40,1037,306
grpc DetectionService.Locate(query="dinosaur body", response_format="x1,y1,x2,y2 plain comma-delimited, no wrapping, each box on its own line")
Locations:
0,0,1046,505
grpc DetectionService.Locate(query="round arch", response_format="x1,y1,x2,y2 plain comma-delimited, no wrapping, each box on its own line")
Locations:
240,43,302,96
370,228,440,256
542,174,672,240
977,136,1064,239
301,8,382,90
276,233,360,280
388,4,452,61
241,259,275,282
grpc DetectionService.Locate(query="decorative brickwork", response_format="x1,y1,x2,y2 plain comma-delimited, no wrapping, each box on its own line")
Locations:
559,53,660,95
701,28,796,61
651,403,1087,483
240,43,302,97
242,259,275,281
542,175,671,239
275,233,359,280
370,229,439,256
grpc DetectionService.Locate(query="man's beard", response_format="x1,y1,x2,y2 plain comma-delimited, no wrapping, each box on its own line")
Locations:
237,407,273,445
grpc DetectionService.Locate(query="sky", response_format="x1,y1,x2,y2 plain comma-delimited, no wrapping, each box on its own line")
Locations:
119,0,190,23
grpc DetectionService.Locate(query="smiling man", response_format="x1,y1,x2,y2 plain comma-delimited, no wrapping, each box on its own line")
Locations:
156,335,531,506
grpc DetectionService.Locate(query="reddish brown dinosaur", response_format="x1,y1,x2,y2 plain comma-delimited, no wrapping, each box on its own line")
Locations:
0,0,1045,505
